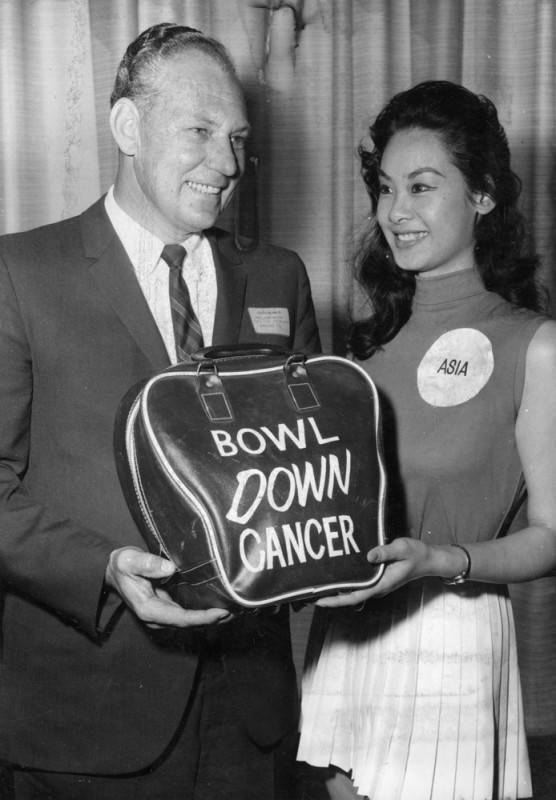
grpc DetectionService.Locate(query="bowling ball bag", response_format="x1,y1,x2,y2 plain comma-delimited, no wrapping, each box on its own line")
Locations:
114,345,386,611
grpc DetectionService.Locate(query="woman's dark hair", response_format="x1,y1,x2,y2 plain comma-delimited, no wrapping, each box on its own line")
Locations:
350,80,545,360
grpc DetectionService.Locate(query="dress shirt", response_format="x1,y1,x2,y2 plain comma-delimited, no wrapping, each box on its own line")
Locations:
104,187,217,361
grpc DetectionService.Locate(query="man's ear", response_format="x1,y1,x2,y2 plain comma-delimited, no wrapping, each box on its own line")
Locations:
109,98,141,156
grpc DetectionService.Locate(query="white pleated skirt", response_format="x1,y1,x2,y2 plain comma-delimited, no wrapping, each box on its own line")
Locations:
298,581,531,800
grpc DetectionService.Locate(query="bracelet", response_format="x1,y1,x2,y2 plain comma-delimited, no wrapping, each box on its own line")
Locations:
441,544,471,585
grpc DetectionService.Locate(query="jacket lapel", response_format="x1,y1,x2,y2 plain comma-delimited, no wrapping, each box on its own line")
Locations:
208,230,247,345
80,198,170,370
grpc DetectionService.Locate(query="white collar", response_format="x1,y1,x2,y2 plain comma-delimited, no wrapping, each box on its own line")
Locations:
104,186,206,271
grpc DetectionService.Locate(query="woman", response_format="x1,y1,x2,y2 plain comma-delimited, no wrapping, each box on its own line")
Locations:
297,81,556,800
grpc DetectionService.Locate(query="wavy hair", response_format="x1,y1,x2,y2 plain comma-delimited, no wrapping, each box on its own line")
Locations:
350,80,545,360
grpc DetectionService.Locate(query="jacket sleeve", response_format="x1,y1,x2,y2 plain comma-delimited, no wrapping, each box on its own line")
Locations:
292,256,322,355
0,253,116,638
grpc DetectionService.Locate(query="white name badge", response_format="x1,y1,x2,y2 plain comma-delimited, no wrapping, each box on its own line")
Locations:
417,327,494,407
248,307,290,337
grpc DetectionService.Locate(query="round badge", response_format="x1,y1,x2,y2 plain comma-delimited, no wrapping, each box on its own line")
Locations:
417,328,494,407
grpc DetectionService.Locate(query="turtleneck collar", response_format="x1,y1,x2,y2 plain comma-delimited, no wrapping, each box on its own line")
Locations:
413,268,487,306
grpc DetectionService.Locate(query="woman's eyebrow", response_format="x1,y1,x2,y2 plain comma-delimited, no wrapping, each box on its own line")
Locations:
379,166,446,180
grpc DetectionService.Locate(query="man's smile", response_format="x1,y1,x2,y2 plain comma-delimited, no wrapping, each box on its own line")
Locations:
185,180,221,195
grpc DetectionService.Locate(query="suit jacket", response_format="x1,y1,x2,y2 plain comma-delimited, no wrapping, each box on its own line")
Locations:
0,198,321,774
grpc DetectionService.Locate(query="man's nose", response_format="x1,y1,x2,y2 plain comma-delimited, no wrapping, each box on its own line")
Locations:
208,135,242,176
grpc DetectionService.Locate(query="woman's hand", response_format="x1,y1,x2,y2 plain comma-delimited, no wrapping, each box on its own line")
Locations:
316,537,433,607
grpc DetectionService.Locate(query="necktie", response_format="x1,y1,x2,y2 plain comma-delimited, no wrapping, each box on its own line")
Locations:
161,244,204,361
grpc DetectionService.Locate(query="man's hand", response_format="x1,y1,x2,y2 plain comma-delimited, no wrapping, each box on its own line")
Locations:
105,546,230,628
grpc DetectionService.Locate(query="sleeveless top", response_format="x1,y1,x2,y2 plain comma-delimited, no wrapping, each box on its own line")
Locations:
367,267,543,549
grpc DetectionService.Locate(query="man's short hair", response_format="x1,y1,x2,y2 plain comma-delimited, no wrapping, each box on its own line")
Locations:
110,22,240,110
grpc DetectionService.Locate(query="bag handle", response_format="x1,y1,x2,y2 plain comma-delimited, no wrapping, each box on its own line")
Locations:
192,343,319,419
192,343,293,362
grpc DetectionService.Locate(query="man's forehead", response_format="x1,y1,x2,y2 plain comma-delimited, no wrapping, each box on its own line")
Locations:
158,52,244,104
163,77,244,106
152,81,246,131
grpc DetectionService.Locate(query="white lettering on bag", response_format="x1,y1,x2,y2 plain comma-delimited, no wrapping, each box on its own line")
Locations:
206,412,368,577
238,515,359,573
226,450,352,525
210,416,339,457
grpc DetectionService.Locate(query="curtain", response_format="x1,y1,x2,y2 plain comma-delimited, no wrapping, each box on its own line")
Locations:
1,0,555,736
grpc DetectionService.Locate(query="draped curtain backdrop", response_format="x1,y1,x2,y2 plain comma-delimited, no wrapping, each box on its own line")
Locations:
1,0,555,735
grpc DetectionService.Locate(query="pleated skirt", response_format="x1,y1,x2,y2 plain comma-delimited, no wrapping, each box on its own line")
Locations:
297,581,531,800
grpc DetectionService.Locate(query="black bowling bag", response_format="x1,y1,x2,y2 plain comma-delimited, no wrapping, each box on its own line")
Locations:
114,345,386,611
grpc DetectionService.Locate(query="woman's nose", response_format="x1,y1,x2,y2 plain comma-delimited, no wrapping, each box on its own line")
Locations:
388,191,413,222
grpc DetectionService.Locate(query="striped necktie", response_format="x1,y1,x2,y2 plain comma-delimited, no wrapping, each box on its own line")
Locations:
161,244,204,361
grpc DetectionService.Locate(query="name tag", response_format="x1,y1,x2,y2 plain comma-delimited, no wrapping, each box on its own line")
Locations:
417,328,494,407
248,307,290,337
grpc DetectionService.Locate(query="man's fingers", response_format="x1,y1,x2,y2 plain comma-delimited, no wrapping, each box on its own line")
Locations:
106,546,231,628
109,547,176,581
137,591,231,628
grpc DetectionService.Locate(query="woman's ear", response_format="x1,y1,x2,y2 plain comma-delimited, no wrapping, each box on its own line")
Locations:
109,98,141,157
472,190,496,216
472,175,497,216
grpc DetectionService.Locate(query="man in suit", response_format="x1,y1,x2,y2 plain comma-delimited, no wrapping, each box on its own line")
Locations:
0,23,320,800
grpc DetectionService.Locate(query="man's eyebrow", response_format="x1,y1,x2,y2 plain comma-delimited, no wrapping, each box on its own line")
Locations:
182,111,251,135
231,124,252,136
